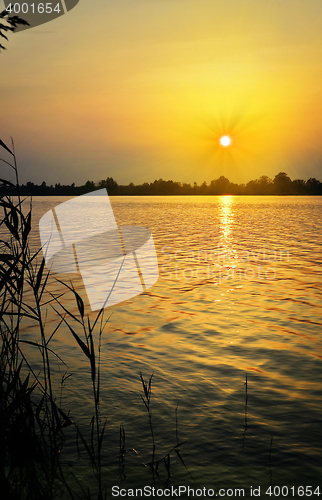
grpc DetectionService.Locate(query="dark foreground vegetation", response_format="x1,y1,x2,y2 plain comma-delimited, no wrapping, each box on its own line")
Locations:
1,172,322,196
0,139,187,499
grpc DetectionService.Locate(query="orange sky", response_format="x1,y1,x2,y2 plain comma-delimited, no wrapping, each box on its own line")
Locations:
1,0,322,185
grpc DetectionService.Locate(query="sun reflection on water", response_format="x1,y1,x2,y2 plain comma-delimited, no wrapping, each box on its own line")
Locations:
219,195,233,241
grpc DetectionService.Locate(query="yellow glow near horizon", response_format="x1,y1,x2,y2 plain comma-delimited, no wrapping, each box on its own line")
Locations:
220,136,231,147
2,0,322,185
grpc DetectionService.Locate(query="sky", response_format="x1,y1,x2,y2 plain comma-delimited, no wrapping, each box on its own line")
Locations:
1,0,322,186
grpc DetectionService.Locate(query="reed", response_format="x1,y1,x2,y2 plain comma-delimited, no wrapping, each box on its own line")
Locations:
119,423,126,481
242,373,248,451
0,139,70,499
1,138,114,498
1,138,191,498
52,283,109,499
139,372,191,486
268,433,274,485
0,9,30,52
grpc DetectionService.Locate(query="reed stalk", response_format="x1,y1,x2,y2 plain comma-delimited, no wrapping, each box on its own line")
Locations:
1,138,191,498
0,139,73,499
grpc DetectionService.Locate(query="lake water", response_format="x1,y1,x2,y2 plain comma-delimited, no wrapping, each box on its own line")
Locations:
22,196,322,497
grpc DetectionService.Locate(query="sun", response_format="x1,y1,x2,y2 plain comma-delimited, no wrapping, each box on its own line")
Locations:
220,135,231,147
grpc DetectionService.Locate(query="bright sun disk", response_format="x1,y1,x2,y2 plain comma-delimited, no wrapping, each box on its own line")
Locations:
220,135,231,147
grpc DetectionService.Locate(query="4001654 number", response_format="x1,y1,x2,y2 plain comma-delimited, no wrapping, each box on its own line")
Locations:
265,486,320,497
5,3,61,14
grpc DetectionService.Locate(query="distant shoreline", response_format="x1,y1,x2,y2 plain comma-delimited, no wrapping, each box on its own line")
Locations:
1,172,322,196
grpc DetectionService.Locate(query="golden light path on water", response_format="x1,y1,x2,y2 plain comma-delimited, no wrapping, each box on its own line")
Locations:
220,195,233,240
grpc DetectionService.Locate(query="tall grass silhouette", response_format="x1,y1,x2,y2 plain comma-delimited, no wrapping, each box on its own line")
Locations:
139,372,190,486
0,138,191,499
0,138,70,499
0,138,111,499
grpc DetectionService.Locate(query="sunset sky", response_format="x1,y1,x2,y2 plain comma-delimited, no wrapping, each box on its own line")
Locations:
1,0,322,186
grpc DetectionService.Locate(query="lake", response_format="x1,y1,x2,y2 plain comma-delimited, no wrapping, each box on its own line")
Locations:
22,195,322,497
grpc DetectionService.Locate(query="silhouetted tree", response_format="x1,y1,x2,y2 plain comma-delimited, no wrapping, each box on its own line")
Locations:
292,179,306,195
246,179,258,195
80,180,95,194
200,181,208,194
209,176,231,194
273,172,292,194
98,177,118,189
258,176,273,194
97,177,118,194
182,182,192,194
306,177,322,195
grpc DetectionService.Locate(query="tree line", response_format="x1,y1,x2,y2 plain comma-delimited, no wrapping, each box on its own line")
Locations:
1,172,322,196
